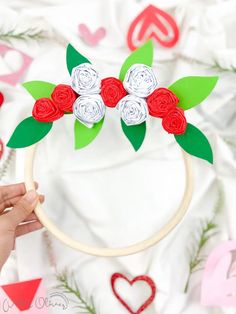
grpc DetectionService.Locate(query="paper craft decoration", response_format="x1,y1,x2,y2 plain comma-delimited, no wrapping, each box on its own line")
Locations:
127,5,179,51
7,40,218,163
0,44,32,86
78,23,106,46
201,241,236,306
111,273,156,314
0,278,48,313
0,91,4,107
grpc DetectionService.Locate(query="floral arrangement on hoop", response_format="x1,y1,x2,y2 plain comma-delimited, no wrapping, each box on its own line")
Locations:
7,41,218,163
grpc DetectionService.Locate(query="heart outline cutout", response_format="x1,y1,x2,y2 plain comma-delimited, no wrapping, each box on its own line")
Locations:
78,24,106,46
111,273,156,314
127,4,179,51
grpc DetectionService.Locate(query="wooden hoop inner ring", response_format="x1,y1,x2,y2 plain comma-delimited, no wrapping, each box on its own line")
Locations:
24,144,194,257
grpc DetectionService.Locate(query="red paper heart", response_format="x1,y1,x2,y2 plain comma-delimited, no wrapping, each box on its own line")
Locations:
111,273,156,314
127,5,179,51
1,278,42,311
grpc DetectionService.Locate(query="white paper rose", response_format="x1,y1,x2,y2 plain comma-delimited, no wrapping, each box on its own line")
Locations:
73,94,105,128
123,64,158,98
71,63,101,95
117,95,148,126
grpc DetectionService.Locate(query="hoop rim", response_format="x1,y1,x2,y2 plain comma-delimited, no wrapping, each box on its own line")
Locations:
24,144,194,257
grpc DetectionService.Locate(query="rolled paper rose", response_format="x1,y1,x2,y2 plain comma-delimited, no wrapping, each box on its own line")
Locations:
162,107,187,135
73,94,106,128
117,94,148,126
123,64,158,98
101,77,127,108
0,92,4,107
51,84,77,112
147,88,179,118
71,63,101,95
32,98,64,122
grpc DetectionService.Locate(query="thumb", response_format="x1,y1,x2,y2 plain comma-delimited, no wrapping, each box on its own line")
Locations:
5,190,39,228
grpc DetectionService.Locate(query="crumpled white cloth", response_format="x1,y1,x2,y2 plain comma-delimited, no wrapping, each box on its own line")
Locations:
0,0,236,313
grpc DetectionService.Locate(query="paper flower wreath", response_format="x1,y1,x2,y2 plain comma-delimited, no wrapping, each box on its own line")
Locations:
7,41,218,163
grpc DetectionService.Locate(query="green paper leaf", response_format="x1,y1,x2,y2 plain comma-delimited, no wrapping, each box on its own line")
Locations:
121,120,146,151
119,40,154,82
169,76,218,110
67,44,91,75
22,81,56,100
74,118,104,149
175,123,213,163
7,117,53,148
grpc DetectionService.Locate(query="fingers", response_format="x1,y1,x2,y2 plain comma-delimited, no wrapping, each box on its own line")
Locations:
1,212,38,222
15,221,43,238
0,194,44,212
4,190,39,229
0,182,38,212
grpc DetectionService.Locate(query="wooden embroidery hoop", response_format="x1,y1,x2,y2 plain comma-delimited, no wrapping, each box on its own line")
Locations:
25,144,194,257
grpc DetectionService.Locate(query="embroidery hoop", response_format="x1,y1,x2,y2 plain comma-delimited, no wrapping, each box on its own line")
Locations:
24,143,194,257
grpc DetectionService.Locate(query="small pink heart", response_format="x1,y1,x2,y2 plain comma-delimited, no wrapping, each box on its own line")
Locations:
78,24,106,46
201,241,236,306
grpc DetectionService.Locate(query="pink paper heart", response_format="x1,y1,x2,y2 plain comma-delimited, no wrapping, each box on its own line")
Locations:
78,24,106,46
201,241,236,306
0,44,32,86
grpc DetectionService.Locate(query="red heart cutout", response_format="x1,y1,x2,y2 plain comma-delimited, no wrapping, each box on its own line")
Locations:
111,273,156,314
127,4,179,51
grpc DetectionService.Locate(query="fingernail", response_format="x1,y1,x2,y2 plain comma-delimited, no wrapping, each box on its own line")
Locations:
39,195,45,203
25,190,38,203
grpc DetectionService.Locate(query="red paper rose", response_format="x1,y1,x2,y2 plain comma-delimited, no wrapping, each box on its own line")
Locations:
101,77,127,108
0,92,4,107
147,88,179,118
162,107,187,135
32,98,64,122
51,84,77,112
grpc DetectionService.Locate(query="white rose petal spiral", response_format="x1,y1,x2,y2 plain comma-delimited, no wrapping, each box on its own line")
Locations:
71,63,101,95
123,64,158,98
73,94,105,128
117,95,148,126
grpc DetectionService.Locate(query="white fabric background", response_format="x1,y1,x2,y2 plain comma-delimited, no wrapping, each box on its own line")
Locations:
0,0,236,313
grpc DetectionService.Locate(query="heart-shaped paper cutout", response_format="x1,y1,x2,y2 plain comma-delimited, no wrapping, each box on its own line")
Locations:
127,5,179,51
1,278,42,311
0,44,32,86
201,241,236,306
111,273,156,314
78,24,106,46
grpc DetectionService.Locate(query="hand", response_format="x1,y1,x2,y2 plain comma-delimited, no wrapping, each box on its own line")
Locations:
0,183,44,271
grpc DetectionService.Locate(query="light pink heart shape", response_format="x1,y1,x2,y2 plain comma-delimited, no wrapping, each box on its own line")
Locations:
0,44,32,86
78,24,106,46
201,241,236,306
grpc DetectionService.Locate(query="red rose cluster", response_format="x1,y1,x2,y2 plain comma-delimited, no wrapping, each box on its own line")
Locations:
32,80,187,136
32,85,77,123
147,88,187,135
